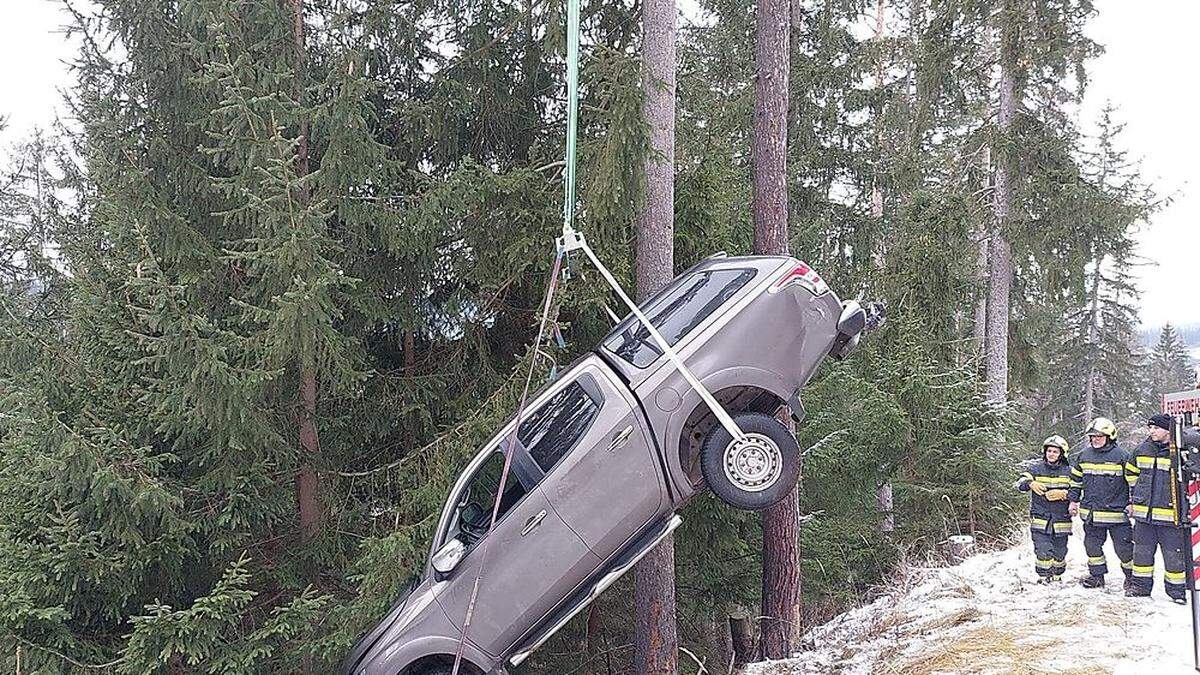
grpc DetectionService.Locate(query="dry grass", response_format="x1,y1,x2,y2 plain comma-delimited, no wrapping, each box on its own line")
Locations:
871,624,1111,675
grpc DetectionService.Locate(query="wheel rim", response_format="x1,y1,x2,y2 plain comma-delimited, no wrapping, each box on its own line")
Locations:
722,432,783,493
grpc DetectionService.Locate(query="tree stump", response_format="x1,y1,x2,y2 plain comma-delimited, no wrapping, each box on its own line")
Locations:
729,607,755,673
944,534,976,563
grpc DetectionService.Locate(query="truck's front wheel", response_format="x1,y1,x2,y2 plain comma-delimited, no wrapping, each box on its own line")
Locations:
700,412,800,510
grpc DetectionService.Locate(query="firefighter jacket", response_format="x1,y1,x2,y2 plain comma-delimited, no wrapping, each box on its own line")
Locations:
1068,441,1131,525
1017,457,1073,535
1125,438,1181,526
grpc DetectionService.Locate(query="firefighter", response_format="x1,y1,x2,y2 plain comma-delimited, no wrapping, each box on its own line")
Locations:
1068,416,1134,589
1125,413,1188,603
1015,435,1073,582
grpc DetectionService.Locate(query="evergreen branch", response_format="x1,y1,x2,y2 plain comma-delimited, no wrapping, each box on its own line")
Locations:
8,634,125,671
431,0,550,83
334,365,525,478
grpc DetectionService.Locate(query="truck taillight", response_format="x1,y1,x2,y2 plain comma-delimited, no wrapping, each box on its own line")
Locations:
768,262,830,296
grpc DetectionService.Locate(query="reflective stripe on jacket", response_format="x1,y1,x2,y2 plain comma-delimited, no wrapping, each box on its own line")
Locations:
1017,457,1073,535
1126,438,1180,525
1068,441,1131,524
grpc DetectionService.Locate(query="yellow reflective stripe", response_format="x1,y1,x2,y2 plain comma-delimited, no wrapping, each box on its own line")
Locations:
1080,462,1124,475
1088,555,1106,564
1020,472,1034,481
1166,571,1187,583
1071,467,1084,478
1130,505,1176,521
1135,457,1172,470
1126,461,1142,474
1033,476,1071,484
1088,510,1128,524
1132,564,1154,578
1120,560,1134,570
1052,522,1073,534
1031,518,1048,527
1035,558,1055,568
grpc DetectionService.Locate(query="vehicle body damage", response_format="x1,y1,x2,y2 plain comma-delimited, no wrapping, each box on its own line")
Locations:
342,254,878,675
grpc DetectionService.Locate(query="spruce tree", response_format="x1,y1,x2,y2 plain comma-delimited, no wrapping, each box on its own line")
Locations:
1151,324,1196,399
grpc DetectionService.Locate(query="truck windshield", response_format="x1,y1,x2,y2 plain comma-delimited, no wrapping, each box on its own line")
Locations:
603,268,756,368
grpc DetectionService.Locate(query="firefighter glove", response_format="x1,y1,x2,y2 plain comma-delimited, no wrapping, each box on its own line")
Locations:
1030,481,1048,496
1045,489,1068,501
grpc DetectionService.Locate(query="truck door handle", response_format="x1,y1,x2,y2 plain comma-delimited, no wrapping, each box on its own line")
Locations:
607,425,634,453
521,510,547,536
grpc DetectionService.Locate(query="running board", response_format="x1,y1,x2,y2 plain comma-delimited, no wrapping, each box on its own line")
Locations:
507,515,683,668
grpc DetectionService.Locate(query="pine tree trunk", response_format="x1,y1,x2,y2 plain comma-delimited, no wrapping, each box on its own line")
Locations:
753,0,800,659
633,1,678,673
289,0,323,553
985,10,1015,406
973,26,997,361
973,152,990,359
752,0,790,254
1082,258,1101,423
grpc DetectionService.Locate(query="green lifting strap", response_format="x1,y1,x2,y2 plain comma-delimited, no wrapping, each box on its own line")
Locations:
562,0,581,231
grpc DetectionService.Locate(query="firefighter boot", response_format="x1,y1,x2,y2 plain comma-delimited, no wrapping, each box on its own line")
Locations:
1080,576,1105,589
1123,569,1135,592
1125,585,1150,598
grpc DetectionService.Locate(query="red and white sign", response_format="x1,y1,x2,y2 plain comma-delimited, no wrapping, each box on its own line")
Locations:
1165,390,1200,418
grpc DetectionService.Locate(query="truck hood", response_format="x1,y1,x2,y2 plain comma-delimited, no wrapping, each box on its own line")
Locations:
340,577,421,674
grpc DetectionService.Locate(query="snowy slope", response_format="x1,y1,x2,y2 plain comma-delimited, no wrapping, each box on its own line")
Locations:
748,525,1196,675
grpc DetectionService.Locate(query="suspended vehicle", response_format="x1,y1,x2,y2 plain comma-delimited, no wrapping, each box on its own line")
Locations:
340,248,883,675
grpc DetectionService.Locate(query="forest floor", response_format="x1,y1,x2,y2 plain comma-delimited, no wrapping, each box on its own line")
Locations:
746,525,1195,675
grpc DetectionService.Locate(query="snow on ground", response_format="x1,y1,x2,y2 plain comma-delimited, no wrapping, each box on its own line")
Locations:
748,525,1195,675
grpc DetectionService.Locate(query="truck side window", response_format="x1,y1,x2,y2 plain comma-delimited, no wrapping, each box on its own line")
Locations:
452,449,529,546
603,268,757,368
519,381,600,473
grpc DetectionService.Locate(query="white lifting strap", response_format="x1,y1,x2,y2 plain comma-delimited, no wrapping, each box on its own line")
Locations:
558,227,745,443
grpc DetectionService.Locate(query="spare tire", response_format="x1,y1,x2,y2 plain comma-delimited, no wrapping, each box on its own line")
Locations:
700,412,800,510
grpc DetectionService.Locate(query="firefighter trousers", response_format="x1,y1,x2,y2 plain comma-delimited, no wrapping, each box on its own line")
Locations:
1131,521,1188,599
1083,522,1133,578
1031,530,1068,577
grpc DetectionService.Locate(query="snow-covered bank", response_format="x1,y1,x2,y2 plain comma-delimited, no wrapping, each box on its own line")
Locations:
748,527,1195,675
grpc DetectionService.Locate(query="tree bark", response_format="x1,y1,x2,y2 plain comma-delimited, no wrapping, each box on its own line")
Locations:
985,7,1015,406
972,26,997,361
973,152,990,359
877,480,894,535
289,0,323,555
1083,259,1101,424
752,0,790,254
753,0,800,660
634,2,678,673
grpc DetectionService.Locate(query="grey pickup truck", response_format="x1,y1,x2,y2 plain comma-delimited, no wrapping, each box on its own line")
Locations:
342,253,878,675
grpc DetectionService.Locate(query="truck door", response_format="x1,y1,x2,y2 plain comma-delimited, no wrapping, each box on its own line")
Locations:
533,359,667,562
433,444,600,656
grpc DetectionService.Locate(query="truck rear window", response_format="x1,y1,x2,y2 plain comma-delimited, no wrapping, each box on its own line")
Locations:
519,381,600,472
603,268,756,368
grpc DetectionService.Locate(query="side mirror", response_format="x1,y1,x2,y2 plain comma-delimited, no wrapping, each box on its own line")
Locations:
431,538,467,580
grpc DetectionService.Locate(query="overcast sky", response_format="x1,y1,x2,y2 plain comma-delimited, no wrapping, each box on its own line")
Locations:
2,0,1196,330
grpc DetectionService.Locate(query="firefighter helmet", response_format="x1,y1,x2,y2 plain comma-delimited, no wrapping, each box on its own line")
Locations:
1042,435,1069,455
1086,417,1118,440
